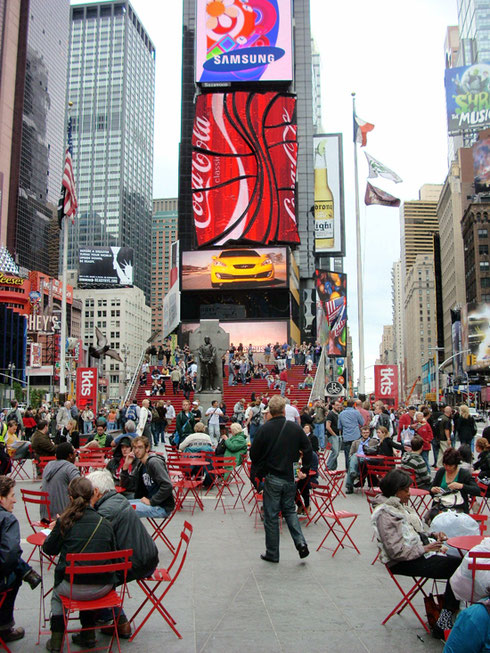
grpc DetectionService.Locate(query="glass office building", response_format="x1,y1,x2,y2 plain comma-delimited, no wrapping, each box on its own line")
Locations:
457,0,490,64
13,0,70,273
67,1,155,302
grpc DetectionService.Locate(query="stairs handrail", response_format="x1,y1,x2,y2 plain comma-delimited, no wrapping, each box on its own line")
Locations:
308,346,326,405
121,347,146,407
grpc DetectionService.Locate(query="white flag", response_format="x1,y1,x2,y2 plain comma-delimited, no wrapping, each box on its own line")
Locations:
364,151,402,183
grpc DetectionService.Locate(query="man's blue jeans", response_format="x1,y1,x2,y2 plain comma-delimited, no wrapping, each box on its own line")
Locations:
421,449,430,472
129,501,168,519
342,440,353,475
263,474,306,561
313,423,325,449
279,381,287,396
326,434,340,470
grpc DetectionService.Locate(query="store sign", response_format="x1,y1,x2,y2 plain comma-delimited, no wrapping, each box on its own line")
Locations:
76,367,97,409
30,343,42,368
374,365,398,404
27,314,60,334
0,272,24,286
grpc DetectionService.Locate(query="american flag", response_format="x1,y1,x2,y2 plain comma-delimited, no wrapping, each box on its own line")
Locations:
323,297,345,326
58,116,77,228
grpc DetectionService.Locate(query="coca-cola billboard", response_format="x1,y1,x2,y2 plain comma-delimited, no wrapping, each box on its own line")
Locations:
76,367,98,410
374,365,398,409
192,91,299,247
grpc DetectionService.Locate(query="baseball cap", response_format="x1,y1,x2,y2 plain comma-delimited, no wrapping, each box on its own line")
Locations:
192,401,199,406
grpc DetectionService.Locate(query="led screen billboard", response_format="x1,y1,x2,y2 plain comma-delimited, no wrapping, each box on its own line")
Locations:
445,63,490,134
473,136,490,194
313,134,345,255
181,247,287,291
315,270,347,357
78,247,133,286
462,302,490,371
182,320,288,350
192,91,299,247
195,0,292,83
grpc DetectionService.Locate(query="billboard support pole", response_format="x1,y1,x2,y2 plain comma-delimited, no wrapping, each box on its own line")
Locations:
352,93,365,395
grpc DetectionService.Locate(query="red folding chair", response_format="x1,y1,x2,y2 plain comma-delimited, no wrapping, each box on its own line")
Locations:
467,550,490,603
470,513,488,536
167,459,204,514
60,549,132,653
0,591,12,652
35,456,56,479
474,481,490,515
129,522,193,641
9,444,32,480
382,565,432,633
310,484,360,557
20,489,52,563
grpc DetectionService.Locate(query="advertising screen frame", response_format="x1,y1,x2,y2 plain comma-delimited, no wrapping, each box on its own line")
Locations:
314,270,347,357
182,319,289,350
78,247,134,286
313,134,345,256
444,63,490,135
195,0,292,84
181,246,289,292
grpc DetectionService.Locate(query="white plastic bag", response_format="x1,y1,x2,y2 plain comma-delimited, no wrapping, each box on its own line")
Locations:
450,537,490,602
431,511,480,556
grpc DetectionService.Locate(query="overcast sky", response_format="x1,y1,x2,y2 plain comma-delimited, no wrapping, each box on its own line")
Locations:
77,0,459,390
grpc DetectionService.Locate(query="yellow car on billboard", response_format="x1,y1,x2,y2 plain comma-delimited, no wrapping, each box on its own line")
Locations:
210,249,275,287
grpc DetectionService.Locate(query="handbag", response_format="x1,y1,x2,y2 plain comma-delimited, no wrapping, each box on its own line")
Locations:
437,490,465,509
423,593,445,629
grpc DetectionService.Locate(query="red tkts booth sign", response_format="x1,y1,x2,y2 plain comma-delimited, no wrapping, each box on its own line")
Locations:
374,365,398,409
76,368,98,409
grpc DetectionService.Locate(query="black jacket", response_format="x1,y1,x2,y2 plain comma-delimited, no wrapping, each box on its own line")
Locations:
94,490,158,581
250,416,312,482
0,507,22,587
431,466,481,513
455,416,476,443
43,506,116,586
120,453,175,513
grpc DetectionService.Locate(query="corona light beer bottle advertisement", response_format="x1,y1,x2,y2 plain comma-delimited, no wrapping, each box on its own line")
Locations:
313,134,345,256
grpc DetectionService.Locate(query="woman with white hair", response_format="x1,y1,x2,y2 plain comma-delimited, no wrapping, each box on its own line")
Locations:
220,422,248,468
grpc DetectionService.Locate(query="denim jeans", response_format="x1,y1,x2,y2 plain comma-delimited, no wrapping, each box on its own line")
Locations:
83,421,93,435
347,454,360,489
431,439,440,467
263,474,306,561
279,381,287,397
129,501,169,519
421,449,430,472
326,434,340,470
0,558,31,629
152,422,165,446
208,423,220,444
341,440,353,474
313,423,325,449
51,580,114,616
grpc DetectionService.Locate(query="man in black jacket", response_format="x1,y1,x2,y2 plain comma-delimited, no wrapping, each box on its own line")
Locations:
120,436,174,517
250,395,312,563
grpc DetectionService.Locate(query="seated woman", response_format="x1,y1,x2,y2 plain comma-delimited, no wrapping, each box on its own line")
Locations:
150,381,159,397
43,477,117,651
372,469,462,638
0,477,41,643
179,422,214,454
220,422,248,476
473,437,490,480
4,420,30,461
54,418,80,449
430,447,480,519
106,436,135,498
376,425,404,458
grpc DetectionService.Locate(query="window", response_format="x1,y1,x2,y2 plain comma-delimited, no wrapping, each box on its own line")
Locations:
479,244,489,255
479,228,488,238
480,261,490,270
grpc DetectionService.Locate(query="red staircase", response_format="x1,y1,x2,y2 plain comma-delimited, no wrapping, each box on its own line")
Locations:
134,364,316,414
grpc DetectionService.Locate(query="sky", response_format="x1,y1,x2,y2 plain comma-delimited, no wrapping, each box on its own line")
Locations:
77,0,459,391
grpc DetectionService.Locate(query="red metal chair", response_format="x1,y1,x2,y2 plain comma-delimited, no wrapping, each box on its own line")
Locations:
467,550,490,603
129,521,193,641
34,456,56,479
310,484,360,557
60,549,132,653
381,565,432,633
0,591,12,652
474,481,490,515
167,459,204,514
20,489,51,563
470,513,488,536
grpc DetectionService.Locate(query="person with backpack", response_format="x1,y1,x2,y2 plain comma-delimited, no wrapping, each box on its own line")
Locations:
247,400,263,443
175,400,195,447
5,401,23,437
125,401,139,426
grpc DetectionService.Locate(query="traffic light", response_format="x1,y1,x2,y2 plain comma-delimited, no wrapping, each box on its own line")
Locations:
466,354,477,367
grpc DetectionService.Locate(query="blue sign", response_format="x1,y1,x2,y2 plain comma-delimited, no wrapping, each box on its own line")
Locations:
336,358,344,366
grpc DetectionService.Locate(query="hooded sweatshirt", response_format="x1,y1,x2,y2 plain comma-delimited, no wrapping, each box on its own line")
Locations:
40,459,80,521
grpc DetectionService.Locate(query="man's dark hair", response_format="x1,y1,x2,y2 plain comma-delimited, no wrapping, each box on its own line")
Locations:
408,405,416,411
37,419,48,431
0,476,15,498
442,447,461,467
458,444,472,465
6,420,17,429
410,435,423,451
56,442,75,460
379,469,412,498
10,400,17,408
346,399,355,408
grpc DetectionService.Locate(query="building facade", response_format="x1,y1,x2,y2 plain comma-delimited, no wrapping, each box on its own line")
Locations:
400,184,442,277
9,0,70,273
437,148,474,362
152,197,178,336
461,201,490,303
457,0,490,65
403,254,437,400
66,1,155,301
376,325,395,365
75,286,151,400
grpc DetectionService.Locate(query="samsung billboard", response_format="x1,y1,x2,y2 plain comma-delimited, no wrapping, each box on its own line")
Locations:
78,247,133,286
195,0,292,83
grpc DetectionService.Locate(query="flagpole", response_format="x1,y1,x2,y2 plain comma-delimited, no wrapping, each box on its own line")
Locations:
352,92,365,395
59,102,73,401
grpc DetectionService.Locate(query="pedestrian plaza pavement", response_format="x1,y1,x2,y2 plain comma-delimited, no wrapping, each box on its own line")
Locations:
9,471,448,653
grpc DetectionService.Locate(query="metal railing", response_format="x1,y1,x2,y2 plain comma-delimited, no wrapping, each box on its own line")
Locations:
121,347,146,407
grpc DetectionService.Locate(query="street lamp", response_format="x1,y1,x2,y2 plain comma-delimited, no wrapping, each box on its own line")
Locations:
7,363,15,391
428,347,444,406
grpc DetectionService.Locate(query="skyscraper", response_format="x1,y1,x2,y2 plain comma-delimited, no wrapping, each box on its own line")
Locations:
457,0,490,65
400,184,442,277
8,0,70,273
151,198,178,335
66,1,155,302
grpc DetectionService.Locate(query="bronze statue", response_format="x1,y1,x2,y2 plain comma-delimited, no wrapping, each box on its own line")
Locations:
197,336,219,392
